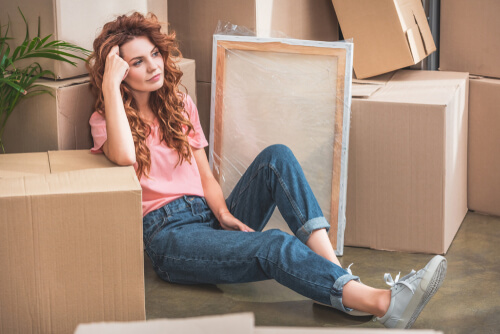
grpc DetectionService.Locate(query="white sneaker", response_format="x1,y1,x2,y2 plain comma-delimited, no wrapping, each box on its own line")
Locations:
376,255,447,328
314,264,373,317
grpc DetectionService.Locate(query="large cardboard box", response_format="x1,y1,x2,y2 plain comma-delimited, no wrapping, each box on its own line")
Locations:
168,0,339,83
331,0,436,79
2,58,196,154
468,76,500,216
346,70,469,254
0,0,168,79
440,0,500,79
0,150,145,334
75,313,254,334
73,312,443,334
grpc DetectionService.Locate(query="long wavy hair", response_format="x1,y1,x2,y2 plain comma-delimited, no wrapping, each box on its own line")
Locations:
87,12,194,180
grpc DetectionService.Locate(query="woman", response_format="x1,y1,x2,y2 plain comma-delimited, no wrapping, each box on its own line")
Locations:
87,12,446,329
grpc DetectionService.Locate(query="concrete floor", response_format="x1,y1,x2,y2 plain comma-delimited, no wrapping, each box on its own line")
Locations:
144,211,500,333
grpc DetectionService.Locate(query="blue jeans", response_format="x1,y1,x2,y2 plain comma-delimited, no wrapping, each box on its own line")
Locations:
143,144,359,312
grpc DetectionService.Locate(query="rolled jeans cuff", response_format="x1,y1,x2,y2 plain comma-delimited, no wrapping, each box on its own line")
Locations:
330,274,361,312
296,217,330,244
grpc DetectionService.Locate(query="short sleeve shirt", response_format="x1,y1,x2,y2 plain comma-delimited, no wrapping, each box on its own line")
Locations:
89,94,208,217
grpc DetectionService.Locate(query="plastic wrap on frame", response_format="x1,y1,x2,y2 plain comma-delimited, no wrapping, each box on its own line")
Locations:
209,35,353,256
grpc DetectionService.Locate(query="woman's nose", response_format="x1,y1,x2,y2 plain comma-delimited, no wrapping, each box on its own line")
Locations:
147,60,158,72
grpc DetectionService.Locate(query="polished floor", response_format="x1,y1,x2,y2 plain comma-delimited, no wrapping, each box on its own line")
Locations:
144,211,500,333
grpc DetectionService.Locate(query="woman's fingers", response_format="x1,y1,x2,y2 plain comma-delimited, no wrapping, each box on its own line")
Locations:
239,223,255,232
109,45,120,57
122,68,129,81
103,45,129,88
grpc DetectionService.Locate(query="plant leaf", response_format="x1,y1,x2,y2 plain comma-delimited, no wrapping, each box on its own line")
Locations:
16,52,77,65
18,7,30,46
0,77,25,94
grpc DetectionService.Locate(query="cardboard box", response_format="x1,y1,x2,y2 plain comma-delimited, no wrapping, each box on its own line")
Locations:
75,313,254,334
3,77,95,154
255,328,443,334
0,150,145,334
331,0,436,79
0,0,168,79
468,76,500,216
74,312,443,334
440,0,500,78
346,70,469,254
2,58,196,154
168,0,339,82
196,81,211,140
178,58,197,105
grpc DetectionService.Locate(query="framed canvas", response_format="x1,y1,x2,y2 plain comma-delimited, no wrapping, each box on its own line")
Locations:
208,35,353,255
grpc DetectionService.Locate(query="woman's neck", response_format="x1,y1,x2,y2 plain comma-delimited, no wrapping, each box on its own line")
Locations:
133,91,150,111
132,91,156,124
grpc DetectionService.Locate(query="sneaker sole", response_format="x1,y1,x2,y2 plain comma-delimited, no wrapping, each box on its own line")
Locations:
402,255,447,329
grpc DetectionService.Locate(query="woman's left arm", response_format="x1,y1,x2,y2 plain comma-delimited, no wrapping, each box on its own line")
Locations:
193,148,254,232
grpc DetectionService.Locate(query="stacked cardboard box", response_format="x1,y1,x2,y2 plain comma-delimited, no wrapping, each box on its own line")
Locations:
168,0,339,139
1,0,168,79
440,0,500,217
331,0,436,79
346,70,469,254
467,77,500,216
0,0,182,154
2,58,196,154
440,0,500,78
0,150,145,334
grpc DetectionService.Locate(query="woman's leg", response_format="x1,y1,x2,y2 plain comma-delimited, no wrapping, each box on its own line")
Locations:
306,229,341,266
143,196,360,313
225,144,340,265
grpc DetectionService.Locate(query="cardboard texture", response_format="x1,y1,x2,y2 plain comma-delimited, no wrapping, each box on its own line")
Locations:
2,58,196,154
0,0,168,79
196,81,211,140
440,0,500,79
255,328,443,334
0,150,145,334
346,70,469,254
332,0,436,79
74,311,442,334
75,313,254,334
3,77,95,154
178,58,197,105
168,0,339,82
468,77,500,216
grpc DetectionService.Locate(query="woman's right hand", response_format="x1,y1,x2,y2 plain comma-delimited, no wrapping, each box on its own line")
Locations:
102,45,129,91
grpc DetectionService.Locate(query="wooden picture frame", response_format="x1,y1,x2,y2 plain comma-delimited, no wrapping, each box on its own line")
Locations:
209,35,353,256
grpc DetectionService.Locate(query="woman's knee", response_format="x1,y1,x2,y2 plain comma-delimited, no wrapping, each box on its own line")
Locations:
263,144,293,157
259,144,297,166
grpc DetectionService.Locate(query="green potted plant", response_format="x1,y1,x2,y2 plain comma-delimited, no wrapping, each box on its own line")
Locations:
0,8,91,153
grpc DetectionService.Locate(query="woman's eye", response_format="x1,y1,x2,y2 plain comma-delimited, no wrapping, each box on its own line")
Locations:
133,59,143,66
152,51,160,57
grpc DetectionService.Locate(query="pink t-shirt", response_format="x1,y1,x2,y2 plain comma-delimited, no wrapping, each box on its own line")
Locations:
89,94,208,217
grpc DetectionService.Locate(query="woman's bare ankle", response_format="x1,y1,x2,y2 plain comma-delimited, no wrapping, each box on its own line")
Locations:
374,289,392,318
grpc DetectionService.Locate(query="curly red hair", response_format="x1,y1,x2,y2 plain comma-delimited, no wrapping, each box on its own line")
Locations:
86,12,194,180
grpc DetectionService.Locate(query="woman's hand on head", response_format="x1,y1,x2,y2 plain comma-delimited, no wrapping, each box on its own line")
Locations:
103,45,130,91
218,211,255,232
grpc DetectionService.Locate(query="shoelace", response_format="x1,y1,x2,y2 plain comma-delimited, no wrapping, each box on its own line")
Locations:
346,263,354,275
384,270,417,294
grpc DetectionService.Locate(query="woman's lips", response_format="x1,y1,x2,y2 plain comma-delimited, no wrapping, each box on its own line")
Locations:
148,73,162,82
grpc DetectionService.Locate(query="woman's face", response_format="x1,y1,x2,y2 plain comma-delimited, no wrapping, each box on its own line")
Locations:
120,36,164,95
